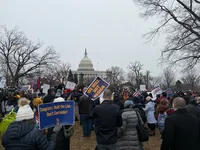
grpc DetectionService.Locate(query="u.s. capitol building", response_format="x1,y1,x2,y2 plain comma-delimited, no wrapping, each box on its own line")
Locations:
73,49,107,84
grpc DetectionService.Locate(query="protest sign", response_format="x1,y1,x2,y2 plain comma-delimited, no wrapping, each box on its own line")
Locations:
140,85,146,91
85,77,110,100
151,87,162,100
38,101,75,130
66,81,76,90
43,84,50,94
21,85,30,91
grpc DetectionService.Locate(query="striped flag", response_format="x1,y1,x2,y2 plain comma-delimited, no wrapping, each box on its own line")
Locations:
133,91,140,97
151,87,162,96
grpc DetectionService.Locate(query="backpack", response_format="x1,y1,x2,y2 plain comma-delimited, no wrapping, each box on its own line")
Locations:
157,112,167,132
0,108,16,137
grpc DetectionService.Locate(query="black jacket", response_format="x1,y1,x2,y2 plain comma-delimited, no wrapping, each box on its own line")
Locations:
43,94,55,104
2,120,57,150
113,99,124,111
48,126,70,150
92,100,122,145
133,104,146,123
186,101,200,119
161,108,200,150
79,95,91,115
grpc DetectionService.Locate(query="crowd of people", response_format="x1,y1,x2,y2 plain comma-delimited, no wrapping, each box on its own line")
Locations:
1,86,200,150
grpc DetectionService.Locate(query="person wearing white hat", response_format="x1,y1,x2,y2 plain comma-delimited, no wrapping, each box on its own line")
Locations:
2,98,62,150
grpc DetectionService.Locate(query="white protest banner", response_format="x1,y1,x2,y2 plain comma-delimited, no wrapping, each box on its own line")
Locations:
140,85,146,91
151,87,162,100
66,81,76,90
43,84,50,94
21,85,31,91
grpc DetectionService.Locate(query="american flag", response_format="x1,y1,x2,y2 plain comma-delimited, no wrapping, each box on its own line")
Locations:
133,91,140,97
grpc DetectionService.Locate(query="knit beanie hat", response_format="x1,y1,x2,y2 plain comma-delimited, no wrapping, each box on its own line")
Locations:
124,100,134,108
16,98,34,121
146,96,152,101
32,98,43,107
55,89,62,97
54,97,65,103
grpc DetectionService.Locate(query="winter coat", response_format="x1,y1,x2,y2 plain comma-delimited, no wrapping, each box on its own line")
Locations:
2,120,57,150
79,95,90,115
144,101,157,124
92,100,122,145
186,102,200,119
43,94,55,104
48,126,70,150
133,104,146,124
113,99,124,111
161,108,200,150
118,108,140,150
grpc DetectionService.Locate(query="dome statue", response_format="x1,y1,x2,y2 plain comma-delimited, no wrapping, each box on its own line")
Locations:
77,49,94,71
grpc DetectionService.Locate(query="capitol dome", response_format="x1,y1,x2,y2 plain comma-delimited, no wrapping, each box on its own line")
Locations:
78,49,94,71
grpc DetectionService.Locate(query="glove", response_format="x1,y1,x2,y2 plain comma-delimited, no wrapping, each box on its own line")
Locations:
53,118,62,134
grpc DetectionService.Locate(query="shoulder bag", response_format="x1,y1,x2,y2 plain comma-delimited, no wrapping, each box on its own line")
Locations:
135,111,149,142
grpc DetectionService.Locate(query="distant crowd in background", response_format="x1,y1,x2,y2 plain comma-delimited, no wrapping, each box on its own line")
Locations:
1,86,200,150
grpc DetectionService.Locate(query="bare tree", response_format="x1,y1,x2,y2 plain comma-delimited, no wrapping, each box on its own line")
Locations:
143,70,152,89
162,67,175,88
181,68,200,90
133,0,200,69
128,61,144,89
54,63,71,84
127,71,136,85
150,76,162,88
0,26,59,86
106,66,125,85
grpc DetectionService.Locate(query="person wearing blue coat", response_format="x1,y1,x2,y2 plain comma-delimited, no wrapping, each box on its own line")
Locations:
2,98,61,150
144,96,157,136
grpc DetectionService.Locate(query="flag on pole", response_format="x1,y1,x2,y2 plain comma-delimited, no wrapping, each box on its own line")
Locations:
133,91,140,97
37,76,41,91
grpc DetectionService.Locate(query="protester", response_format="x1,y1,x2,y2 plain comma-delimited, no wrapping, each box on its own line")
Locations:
2,98,62,150
92,89,122,150
133,96,146,124
79,88,92,137
156,92,167,105
47,97,73,150
186,99,200,119
43,89,55,103
118,100,141,150
156,99,172,138
32,97,43,127
113,93,124,111
144,96,157,136
161,97,200,150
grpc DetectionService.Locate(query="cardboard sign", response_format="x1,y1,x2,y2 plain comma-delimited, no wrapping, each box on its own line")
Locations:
66,81,76,90
140,85,146,91
38,101,75,129
85,77,110,100
43,84,50,94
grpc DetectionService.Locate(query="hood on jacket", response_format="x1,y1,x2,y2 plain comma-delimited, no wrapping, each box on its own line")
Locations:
4,120,35,140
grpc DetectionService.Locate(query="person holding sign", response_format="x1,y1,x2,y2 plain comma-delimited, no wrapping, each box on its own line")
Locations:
47,97,74,150
2,98,62,150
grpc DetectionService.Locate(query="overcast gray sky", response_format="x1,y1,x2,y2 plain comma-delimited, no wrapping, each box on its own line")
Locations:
0,0,165,76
